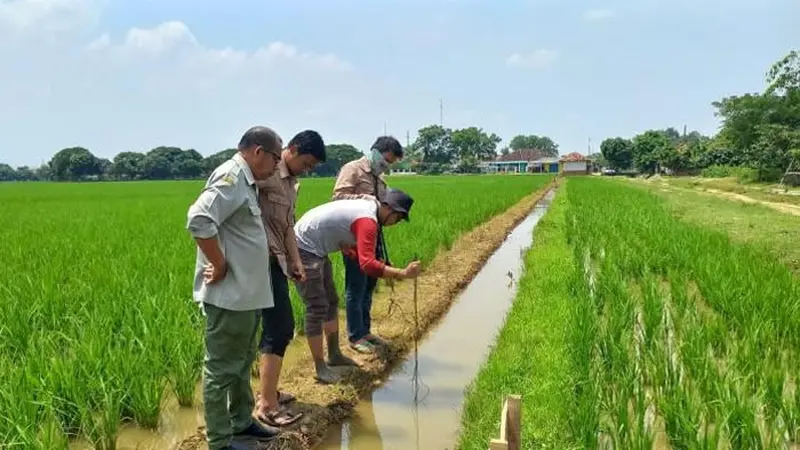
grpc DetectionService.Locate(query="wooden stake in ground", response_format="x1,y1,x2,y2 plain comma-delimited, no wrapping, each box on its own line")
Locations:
488,394,521,450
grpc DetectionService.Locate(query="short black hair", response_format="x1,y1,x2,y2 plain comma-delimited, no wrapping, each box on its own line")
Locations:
371,136,403,158
288,130,326,162
238,126,282,155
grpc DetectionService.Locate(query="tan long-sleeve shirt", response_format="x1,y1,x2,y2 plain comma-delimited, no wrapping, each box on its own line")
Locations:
332,156,387,201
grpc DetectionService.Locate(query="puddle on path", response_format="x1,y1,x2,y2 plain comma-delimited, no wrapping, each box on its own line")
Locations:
318,189,555,450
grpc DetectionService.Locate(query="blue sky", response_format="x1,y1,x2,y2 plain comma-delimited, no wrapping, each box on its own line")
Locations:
0,0,797,167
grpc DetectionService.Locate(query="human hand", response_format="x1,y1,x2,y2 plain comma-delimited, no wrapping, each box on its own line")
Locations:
290,259,307,282
203,260,228,284
340,244,357,260
401,261,421,279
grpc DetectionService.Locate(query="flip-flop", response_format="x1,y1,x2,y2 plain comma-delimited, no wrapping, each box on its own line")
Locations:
349,340,375,354
365,334,388,346
256,405,303,427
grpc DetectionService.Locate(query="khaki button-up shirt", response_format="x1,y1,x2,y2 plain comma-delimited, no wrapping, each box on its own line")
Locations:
186,153,274,311
257,159,299,277
332,156,387,201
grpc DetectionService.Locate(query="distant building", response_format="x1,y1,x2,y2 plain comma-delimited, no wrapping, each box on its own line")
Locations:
560,152,590,175
481,149,560,174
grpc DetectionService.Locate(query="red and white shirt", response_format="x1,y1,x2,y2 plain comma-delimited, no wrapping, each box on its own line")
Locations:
294,198,386,277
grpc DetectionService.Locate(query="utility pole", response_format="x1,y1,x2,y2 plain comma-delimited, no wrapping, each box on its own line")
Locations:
406,130,410,147
439,99,443,127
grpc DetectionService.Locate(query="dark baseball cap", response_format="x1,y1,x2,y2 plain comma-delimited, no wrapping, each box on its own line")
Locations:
383,188,414,221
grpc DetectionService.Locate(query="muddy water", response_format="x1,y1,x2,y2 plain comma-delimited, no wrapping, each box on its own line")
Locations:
69,339,311,450
318,189,555,450
69,394,204,450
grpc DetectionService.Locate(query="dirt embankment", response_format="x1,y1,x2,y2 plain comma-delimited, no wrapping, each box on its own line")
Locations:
176,179,558,450
700,188,800,217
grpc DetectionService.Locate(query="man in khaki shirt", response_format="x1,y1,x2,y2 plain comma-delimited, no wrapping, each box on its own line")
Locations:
254,130,326,427
332,136,404,354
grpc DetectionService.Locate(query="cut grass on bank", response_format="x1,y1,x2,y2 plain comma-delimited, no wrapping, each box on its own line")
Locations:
457,186,574,449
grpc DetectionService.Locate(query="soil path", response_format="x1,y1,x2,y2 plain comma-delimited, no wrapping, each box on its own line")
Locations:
700,188,800,216
629,177,800,217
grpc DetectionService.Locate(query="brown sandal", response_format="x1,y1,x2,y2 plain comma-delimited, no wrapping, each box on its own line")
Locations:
256,405,303,427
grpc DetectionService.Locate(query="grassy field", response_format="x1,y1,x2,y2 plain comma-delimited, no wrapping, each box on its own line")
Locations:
0,174,552,449
653,176,800,206
633,179,800,274
459,177,800,448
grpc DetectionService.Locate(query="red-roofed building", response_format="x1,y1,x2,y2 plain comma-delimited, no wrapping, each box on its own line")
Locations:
560,152,590,175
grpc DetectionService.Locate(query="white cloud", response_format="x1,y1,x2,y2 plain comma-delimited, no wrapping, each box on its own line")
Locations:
0,0,101,37
506,49,559,69
85,21,353,73
582,8,616,21
0,11,378,166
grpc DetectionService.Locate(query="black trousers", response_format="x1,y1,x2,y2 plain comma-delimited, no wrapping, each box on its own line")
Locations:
259,257,295,357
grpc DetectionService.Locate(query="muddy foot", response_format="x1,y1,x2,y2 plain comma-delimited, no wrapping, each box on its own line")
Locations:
315,365,341,384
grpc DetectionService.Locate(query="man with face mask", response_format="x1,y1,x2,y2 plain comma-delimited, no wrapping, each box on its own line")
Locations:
332,136,404,354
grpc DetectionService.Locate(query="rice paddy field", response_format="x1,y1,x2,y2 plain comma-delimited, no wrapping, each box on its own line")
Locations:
0,174,552,449
459,177,800,449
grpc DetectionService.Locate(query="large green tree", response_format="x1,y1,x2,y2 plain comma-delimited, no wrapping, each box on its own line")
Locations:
411,125,454,165
0,164,15,181
111,152,146,180
204,149,237,174
632,130,672,174
508,134,559,157
15,166,36,181
313,144,363,177
49,147,103,181
450,127,502,172
600,137,634,170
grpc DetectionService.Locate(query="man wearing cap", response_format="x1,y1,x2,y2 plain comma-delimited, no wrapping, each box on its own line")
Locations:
186,126,283,450
292,188,420,384
253,130,326,427
332,136,404,354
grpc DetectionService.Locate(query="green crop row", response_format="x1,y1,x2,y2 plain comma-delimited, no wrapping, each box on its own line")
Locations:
459,177,800,449
457,183,575,449
566,178,800,448
0,174,552,449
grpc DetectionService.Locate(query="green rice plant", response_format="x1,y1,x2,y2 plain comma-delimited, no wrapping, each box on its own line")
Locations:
78,379,124,450
566,266,601,448
724,377,764,450
762,357,785,430
456,185,580,449
0,175,553,447
660,380,701,450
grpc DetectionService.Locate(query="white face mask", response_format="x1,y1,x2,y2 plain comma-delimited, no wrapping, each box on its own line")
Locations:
370,149,390,174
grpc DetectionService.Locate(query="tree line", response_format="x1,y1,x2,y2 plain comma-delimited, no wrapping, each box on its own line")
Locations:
600,49,800,183
0,127,558,181
402,125,559,174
